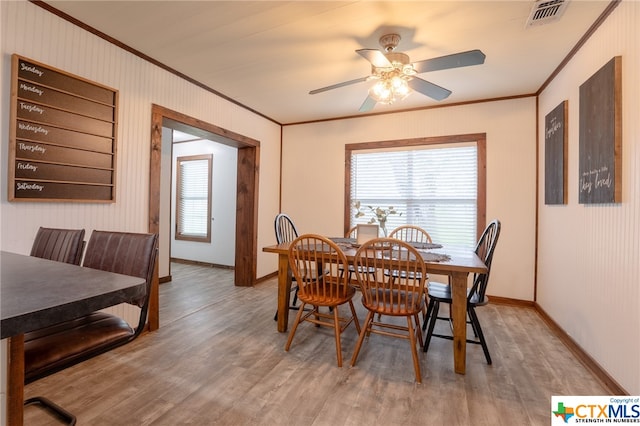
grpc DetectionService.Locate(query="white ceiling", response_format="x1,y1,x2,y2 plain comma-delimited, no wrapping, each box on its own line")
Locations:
43,1,610,124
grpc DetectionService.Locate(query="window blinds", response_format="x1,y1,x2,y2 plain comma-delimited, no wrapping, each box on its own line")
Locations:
350,144,477,248
177,156,211,239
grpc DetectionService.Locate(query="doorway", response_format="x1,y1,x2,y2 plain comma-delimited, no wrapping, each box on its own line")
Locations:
170,129,237,266
148,104,260,330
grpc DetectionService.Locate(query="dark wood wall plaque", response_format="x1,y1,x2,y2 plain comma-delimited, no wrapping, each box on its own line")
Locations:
8,54,118,202
545,100,568,205
578,56,622,204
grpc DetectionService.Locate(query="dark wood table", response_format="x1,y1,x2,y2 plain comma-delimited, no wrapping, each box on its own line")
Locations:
1,251,147,425
262,241,487,375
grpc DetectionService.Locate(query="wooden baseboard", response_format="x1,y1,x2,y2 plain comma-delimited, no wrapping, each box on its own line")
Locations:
488,295,535,307
170,257,234,270
159,275,172,284
534,302,627,395
484,295,626,395
255,271,278,284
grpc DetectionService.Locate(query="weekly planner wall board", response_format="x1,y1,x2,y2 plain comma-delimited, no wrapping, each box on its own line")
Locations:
8,54,118,202
578,56,621,204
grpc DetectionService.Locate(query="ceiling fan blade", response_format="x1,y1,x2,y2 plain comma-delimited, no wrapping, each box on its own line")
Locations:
356,49,392,68
412,49,486,74
408,77,452,101
359,95,377,112
309,76,369,95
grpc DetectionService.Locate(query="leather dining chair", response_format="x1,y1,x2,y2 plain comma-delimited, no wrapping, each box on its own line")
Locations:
350,238,427,383
24,230,158,425
25,230,159,383
30,227,86,265
285,234,360,367
422,219,501,365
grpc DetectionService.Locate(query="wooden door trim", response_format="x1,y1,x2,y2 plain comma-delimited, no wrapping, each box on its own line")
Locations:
148,104,259,330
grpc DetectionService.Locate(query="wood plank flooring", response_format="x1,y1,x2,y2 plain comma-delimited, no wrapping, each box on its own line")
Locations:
24,262,610,425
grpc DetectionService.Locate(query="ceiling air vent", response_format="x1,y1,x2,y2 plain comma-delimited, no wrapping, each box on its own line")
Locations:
526,0,569,27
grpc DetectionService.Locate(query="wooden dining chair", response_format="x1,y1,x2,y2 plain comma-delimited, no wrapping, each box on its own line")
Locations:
386,225,432,278
273,213,302,321
338,226,376,287
350,238,427,383
422,219,501,365
30,227,86,265
387,224,432,317
285,234,360,367
388,225,433,245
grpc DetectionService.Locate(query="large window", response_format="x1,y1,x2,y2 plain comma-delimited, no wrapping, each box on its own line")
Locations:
176,154,212,242
346,135,485,248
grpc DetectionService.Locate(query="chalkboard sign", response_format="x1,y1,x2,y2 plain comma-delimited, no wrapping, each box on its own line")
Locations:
545,100,568,205
578,56,622,204
8,54,118,202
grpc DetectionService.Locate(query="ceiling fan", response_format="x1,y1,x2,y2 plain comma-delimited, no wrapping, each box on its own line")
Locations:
309,33,486,112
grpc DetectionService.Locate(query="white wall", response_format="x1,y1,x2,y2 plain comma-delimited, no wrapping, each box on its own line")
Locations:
0,0,282,276
159,127,173,278
170,139,237,266
537,0,640,394
282,97,537,302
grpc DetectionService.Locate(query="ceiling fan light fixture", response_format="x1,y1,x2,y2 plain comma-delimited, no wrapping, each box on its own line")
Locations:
309,32,485,112
391,75,408,90
402,64,416,75
369,73,410,104
370,80,392,102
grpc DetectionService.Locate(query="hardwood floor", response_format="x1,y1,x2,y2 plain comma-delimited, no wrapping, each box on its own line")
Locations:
24,263,609,425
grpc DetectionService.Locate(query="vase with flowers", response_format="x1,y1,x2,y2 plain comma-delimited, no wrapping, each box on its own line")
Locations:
353,201,402,237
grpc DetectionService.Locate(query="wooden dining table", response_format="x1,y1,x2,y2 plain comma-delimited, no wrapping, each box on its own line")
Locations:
263,239,487,375
0,251,147,425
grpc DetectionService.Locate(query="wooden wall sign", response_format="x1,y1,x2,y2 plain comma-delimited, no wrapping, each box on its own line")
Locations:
578,56,622,204
544,100,568,205
8,54,118,202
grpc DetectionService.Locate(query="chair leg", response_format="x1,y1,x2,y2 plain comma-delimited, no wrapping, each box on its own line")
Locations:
466,305,479,338
468,307,492,365
284,302,307,351
274,285,298,321
422,297,436,331
421,294,429,323
423,299,440,352
25,396,77,425
333,306,343,367
413,313,423,346
406,316,422,384
348,300,361,334
350,311,374,367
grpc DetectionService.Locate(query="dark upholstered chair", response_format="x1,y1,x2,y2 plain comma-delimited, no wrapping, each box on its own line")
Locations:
30,227,85,265
24,231,158,424
25,230,158,382
422,220,501,365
